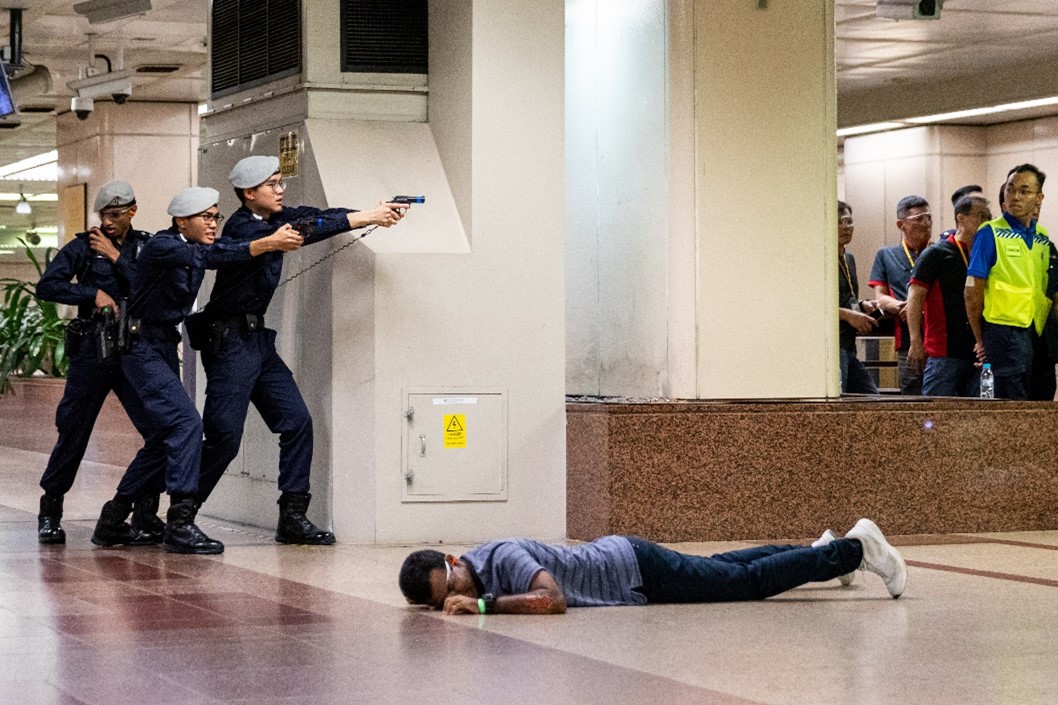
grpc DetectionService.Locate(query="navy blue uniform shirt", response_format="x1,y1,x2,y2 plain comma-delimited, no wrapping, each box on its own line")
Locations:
127,228,253,326
206,205,355,319
36,229,151,319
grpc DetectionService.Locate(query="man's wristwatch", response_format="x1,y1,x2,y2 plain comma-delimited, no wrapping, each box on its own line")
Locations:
478,593,497,614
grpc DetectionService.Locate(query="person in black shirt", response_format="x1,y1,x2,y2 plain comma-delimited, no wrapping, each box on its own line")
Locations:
907,195,992,396
837,201,879,394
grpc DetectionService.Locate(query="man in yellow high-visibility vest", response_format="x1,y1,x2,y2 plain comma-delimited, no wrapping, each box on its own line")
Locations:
965,164,1052,399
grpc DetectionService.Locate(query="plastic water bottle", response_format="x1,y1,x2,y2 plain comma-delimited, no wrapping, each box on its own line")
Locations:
980,363,994,399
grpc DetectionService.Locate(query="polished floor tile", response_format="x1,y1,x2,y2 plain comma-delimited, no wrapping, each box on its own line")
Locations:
1,445,1056,704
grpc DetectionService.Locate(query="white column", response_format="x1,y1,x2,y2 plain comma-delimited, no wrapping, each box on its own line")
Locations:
694,2,837,398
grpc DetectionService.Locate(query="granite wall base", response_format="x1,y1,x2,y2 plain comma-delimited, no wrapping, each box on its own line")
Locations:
567,399,1058,541
0,377,140,467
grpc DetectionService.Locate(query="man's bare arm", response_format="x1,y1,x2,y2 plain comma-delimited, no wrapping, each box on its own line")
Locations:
965,277,987,362
872,285,905,318
906,283,929,373
442,570,567,615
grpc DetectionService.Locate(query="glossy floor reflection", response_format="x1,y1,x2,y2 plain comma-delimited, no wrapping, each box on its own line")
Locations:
1,446,1056,704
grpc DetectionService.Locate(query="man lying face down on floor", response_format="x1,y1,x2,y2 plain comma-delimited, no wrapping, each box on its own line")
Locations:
398,518,907,615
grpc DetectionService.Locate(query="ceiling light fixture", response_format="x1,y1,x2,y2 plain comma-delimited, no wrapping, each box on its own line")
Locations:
905,96,1058,124
838,95,1058,137
15,187,31,215
0,150,58,181
836,122,909,137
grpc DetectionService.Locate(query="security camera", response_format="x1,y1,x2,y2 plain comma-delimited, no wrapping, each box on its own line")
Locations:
67,72,133,106
71,96,94,120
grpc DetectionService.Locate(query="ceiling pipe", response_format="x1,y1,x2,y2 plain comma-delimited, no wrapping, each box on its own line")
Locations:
7,8,23,71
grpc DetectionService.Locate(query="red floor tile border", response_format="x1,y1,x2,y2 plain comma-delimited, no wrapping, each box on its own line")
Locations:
964,536,1058,551
905,560,1058,589
763,534,1058,550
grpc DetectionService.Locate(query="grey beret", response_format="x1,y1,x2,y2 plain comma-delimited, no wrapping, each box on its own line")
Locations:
228,155,281,189
167,187,220,217
93,180,136,212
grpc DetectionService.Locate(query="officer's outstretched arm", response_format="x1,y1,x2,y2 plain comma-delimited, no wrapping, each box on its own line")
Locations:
346,201,409,230
249,223,303,256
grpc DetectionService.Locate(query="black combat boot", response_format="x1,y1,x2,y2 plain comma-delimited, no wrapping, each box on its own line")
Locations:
38,493,66,544
276,492,336,545
91,499,156,547
131,494,166,544
163,499,224,555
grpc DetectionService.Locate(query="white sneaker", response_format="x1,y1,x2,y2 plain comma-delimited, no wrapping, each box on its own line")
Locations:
811,529,856,587
845,518,907,598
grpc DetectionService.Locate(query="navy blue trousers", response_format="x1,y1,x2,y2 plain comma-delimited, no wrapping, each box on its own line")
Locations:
982,321,1033,400
627,537,863,603
118,336,202,497
39,343,166,498
198,328,313,503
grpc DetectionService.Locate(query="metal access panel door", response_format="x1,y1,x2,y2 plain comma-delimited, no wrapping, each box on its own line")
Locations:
402,389,507,502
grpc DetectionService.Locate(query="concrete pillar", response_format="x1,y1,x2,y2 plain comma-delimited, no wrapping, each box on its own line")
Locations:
565,1,838,400
197,0,566,543
693,2,837,398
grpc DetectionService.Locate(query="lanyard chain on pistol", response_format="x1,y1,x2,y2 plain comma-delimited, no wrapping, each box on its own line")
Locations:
276,225,378,289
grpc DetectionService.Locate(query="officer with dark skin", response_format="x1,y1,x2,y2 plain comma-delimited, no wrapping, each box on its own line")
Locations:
194,155,410,545
113,187,303,554
35,181,167,546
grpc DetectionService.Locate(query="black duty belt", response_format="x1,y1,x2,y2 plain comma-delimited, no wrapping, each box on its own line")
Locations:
220,313,265,332
128,320,180,342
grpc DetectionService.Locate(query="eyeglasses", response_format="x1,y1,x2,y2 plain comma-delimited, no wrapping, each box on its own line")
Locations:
258,179,285,193
99,207,132,220
839,217,854,226
1004,185,1038,198
194,213,225,224
903,212,932,222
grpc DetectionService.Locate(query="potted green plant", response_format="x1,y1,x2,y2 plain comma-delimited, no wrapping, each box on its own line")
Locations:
0,240,68,394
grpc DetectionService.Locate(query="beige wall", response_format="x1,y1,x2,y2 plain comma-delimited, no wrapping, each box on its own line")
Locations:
55,101,199,239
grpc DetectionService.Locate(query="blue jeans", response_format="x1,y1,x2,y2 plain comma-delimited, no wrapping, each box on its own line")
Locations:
922,357,980,397
627,537,862,603
897,350,923,395
982,321,1033,400
841,348,878,394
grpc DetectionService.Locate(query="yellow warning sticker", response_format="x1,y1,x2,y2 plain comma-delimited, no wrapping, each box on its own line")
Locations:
444,414,466,449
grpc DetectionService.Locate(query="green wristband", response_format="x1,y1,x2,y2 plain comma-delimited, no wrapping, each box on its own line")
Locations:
477,598,486,614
